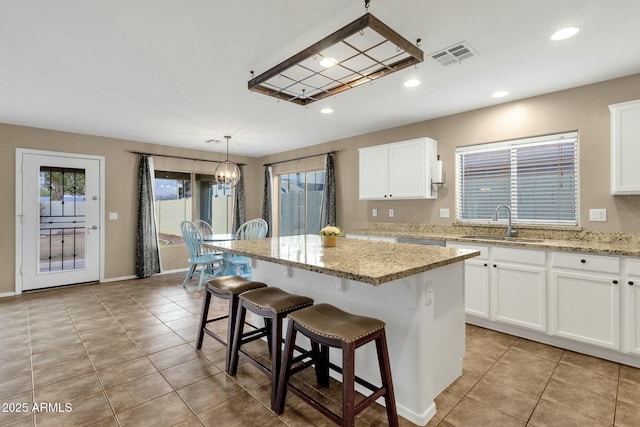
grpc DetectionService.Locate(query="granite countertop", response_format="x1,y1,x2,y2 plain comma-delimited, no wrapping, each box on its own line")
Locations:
205,234,479,286
347,224,640,257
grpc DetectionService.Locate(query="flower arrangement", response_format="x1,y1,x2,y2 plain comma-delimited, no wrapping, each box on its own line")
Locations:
319,225,343,237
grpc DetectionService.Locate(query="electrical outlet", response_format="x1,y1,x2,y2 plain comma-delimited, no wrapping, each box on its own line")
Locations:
388,209,394,218
589,209,607,222
108,212,118,220
440,208,450,218
372,208,378,217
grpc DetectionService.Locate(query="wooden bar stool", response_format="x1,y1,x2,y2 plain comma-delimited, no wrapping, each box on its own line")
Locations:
228,287,314,411
195,275,267,372
274,303,399,427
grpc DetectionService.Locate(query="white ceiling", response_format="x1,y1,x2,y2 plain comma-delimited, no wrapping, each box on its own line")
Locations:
1,1,639,157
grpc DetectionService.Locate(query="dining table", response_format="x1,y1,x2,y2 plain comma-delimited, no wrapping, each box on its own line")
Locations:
203,233,236,242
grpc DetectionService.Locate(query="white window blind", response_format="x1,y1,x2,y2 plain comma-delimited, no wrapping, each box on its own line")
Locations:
456,132,578,225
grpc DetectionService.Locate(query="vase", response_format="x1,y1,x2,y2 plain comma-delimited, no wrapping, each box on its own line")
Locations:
321,235,337,247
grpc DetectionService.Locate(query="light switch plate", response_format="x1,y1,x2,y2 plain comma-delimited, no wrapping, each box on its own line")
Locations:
589,209,606,222
440,208,450,218
372,208,378,217
108,212,118,220
388,209,394,218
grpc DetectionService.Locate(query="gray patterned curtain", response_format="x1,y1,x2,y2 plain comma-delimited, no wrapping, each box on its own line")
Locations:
320,153,336,227
232,165,245,233
135,155,161,278
261,166,273,237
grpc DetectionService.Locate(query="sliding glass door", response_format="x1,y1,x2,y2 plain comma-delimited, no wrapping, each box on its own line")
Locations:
278,170,325,236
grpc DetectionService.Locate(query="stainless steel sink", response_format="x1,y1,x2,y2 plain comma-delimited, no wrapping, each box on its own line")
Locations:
461,235,543,243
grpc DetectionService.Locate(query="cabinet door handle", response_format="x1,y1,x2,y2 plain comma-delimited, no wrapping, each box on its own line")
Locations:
629,281,635,286
483,263,488,267
493,264,497,268
613,280,619,284
580,259,586,263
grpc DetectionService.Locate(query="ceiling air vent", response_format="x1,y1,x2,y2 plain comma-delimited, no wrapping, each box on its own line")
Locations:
430,42,476,66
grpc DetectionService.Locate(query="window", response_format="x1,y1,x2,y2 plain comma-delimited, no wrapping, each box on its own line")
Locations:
279,170,325,236
195,174,234,234
154,172,235,246
154,171,192,246
456,132,578,225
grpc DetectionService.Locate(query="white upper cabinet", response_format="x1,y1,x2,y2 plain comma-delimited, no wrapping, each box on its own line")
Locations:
359,137,437,200
610,99,640,195
358,144,389,200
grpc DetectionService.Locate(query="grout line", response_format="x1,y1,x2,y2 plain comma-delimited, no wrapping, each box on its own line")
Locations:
26,300,37,427
524,347,565,425
60,287,122,427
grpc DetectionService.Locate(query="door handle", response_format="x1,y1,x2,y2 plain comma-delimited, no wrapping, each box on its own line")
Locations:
89,225,98,230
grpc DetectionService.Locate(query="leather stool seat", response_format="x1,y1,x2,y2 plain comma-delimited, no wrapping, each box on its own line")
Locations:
275,303,399,427
240,287,314,314
206,275,267,295
287,303,385,343
196,275,267,372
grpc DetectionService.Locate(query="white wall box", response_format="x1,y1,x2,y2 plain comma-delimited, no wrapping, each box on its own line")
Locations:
359,137,437,200
551,252,621,350
624,258,640,355
610,99,640,195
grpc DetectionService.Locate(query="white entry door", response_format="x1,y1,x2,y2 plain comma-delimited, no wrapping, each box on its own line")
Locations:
17,150,103,292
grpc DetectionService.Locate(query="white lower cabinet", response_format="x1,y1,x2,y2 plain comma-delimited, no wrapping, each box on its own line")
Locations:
551,252,621,350
624,258,640,355
447,243,546,330
491,247,546,331
447,243,490,318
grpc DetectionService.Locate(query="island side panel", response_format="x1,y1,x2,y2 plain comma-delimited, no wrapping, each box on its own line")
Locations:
250,258,465,426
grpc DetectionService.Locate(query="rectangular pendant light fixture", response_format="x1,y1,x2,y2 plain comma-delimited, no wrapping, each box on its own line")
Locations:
248,13,423,106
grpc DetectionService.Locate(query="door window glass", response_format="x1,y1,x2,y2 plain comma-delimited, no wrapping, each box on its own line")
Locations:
39,167,86,272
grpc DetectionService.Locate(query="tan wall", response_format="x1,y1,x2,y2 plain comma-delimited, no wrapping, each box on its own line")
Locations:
3,73,640,294
256,73,640,233
1,125,259,294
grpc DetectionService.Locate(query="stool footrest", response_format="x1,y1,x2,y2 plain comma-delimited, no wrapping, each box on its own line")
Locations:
288,383,342,425
238,327,269,345
239,350,272,377
327,361,381,395
204,314,228,325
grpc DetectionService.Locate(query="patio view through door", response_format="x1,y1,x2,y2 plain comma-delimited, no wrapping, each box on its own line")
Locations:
17,150,103,292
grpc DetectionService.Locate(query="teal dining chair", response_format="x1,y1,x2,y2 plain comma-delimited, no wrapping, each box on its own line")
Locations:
222,218,268,279
181,220,223,290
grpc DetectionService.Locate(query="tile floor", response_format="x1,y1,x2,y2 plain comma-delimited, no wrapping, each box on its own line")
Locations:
0,272,639,427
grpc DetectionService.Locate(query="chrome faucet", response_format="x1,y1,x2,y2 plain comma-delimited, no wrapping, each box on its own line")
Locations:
492,204,518,237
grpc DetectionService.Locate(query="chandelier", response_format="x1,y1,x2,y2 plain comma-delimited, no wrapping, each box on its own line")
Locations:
215,136,241,188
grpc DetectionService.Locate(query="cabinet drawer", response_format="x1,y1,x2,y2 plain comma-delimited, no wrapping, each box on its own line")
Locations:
493,246,546,266
552,252,620,274
626,257,640,276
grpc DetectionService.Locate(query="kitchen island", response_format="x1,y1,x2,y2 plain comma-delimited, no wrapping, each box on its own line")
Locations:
206,234,479,425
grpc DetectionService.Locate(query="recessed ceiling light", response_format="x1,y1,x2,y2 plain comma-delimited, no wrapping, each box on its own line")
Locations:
404,79,421,87
320,107,334,114
550,27,579,41
491,90,509,98
319,57,337,68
